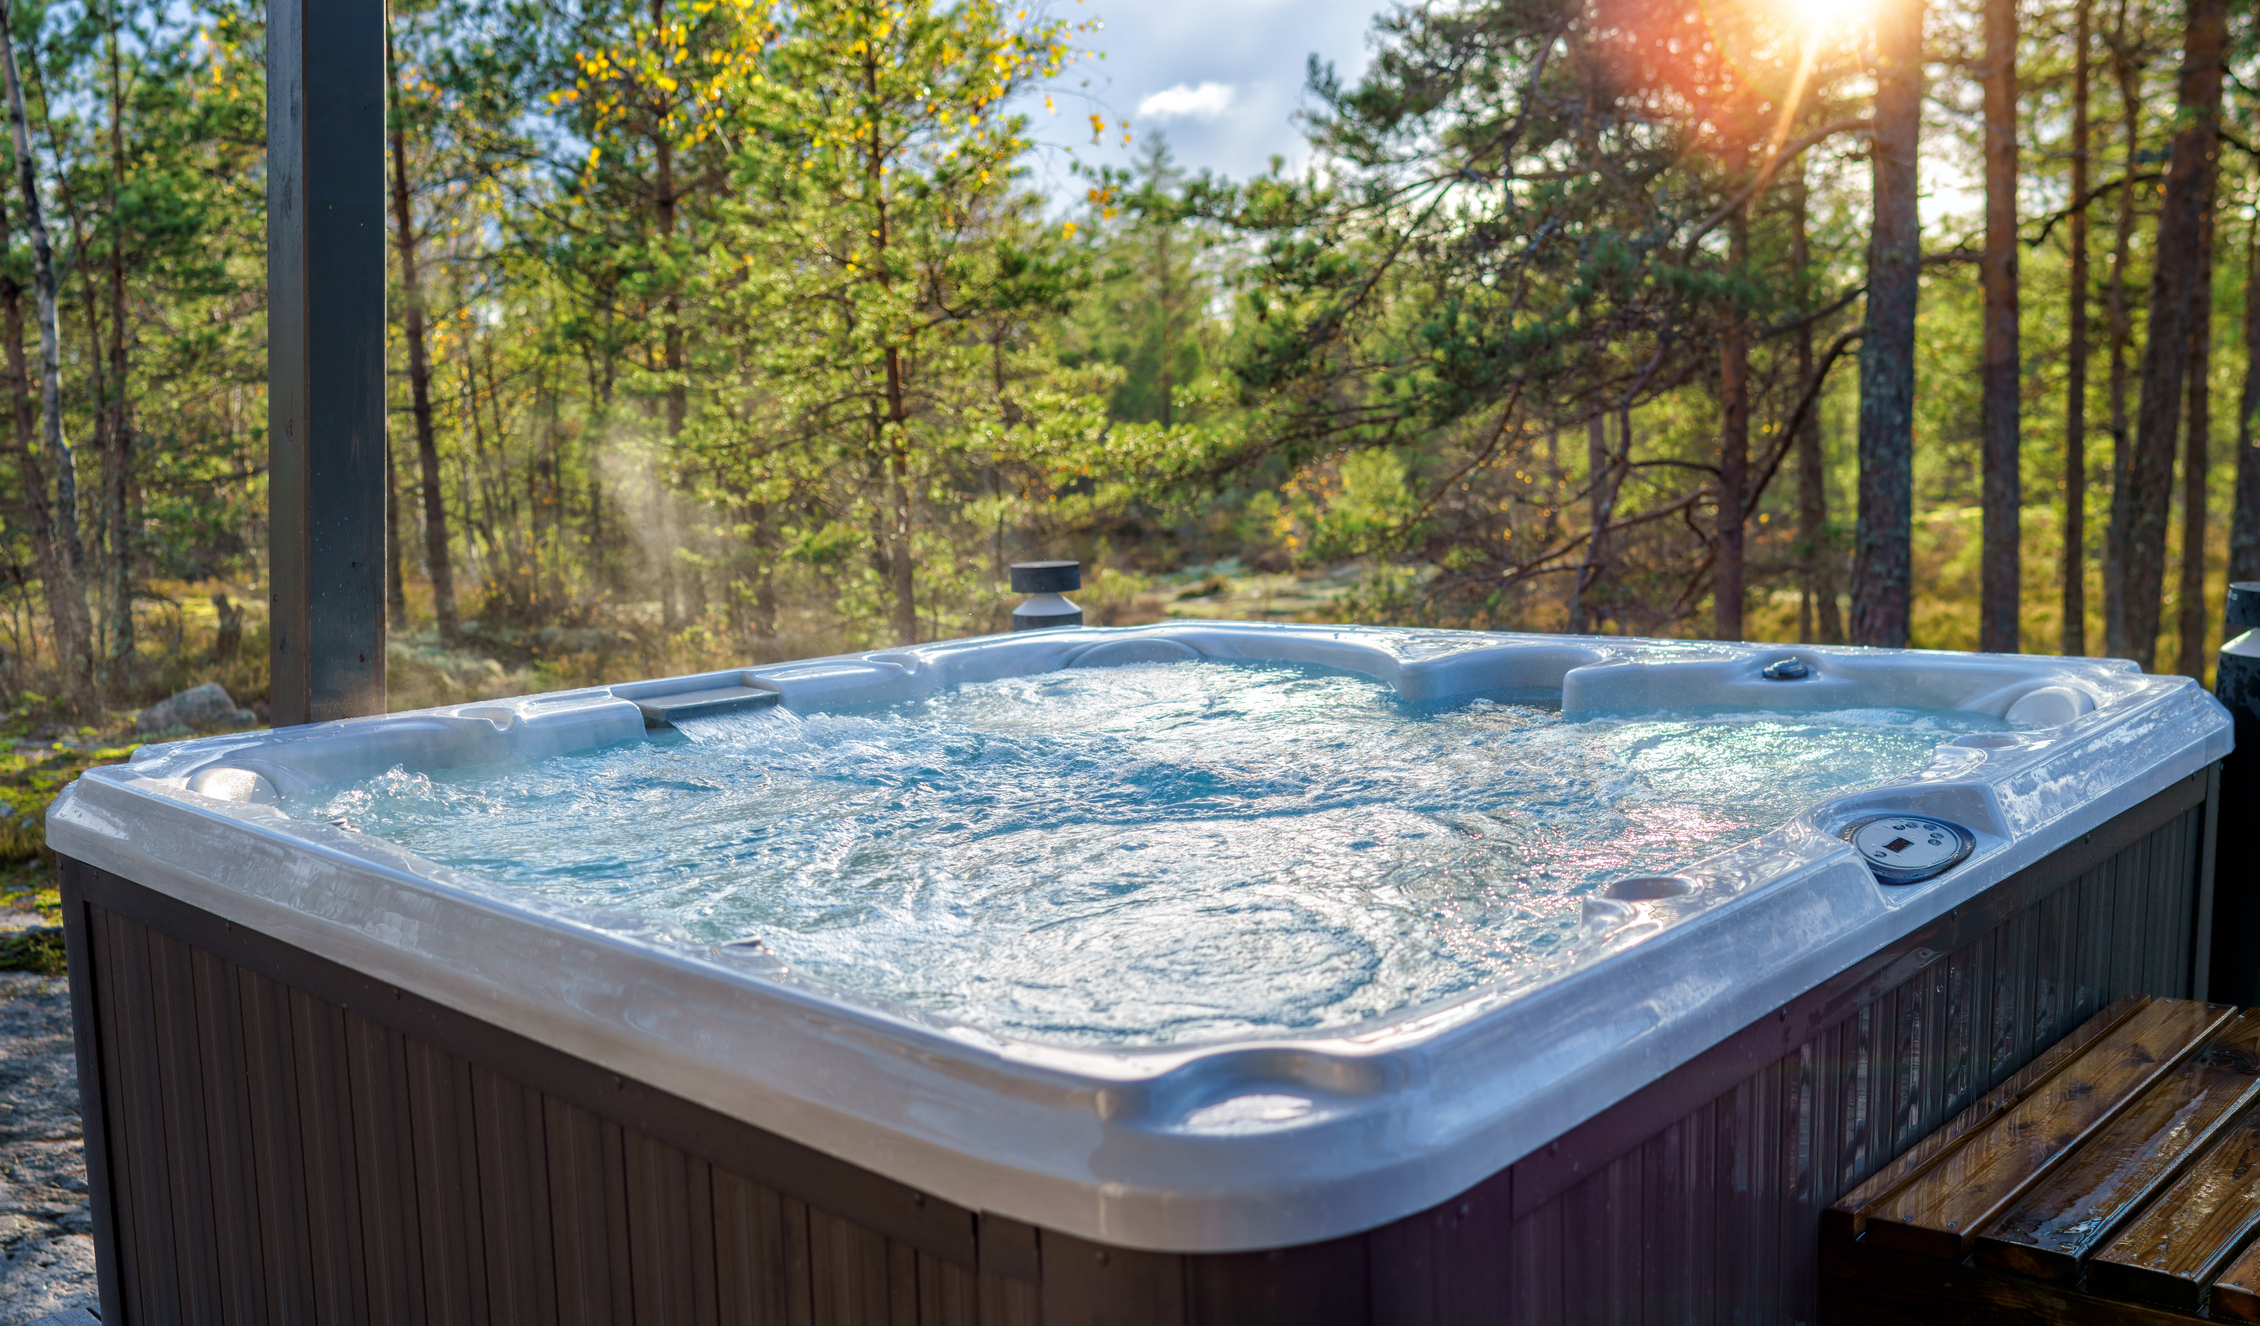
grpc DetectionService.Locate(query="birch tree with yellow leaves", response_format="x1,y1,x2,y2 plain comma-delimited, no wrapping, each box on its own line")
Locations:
548,0,774,627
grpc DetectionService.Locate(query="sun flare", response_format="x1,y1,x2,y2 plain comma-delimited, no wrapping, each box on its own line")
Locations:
1788,0,1875,33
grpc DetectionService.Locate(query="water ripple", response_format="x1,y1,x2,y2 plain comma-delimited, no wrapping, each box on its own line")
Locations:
295,661,2013,1047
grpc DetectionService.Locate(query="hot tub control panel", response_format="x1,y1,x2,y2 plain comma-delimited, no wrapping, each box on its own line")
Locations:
1848,814,1977,885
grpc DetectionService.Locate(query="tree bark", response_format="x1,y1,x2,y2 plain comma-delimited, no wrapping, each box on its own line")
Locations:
885,345,915,644
387,24,459,645
1570,409,1631,635
2231,214,2260,587
2063,0,2092,655
1571,413,1608,633
1852,0,1922,647
2112,0,2224,670
0,178,73,692
652,0,685,446
2101,19,2143,651
2175,184,2216,678
647,0,688,636
1978,0,2019,652
385,433,407,628
1716,147,1750,642
864,42,915,645
1791,160,1842,645
101,0,128,670
0,18,88,707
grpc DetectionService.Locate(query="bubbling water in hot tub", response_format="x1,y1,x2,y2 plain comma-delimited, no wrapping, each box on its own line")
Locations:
299,660,2018,1047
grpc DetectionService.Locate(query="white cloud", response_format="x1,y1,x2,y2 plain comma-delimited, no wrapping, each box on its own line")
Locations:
1013,0,1377,204
1137,81,1237,122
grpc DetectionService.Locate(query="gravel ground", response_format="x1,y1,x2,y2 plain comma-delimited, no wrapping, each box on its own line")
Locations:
0,974,94,1324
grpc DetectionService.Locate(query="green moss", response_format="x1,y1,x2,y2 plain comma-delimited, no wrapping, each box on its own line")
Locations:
0,928,66,976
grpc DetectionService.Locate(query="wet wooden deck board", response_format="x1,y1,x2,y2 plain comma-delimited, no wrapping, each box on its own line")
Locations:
2208,1240,2260,1322
1973,1011,2260,1282
1821,997,2260,1325
1859,998,2234,1260
1822,994,2150,1242
2086,1106,2260,1310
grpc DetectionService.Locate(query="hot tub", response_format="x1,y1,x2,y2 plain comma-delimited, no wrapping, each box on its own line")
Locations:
50,624,2229,1323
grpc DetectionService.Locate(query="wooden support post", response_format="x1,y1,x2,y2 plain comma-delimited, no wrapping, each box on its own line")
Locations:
2212,581,2260,1005
267,0,385,726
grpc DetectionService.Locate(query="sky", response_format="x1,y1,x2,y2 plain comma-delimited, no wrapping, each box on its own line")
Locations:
1019,0,1384,206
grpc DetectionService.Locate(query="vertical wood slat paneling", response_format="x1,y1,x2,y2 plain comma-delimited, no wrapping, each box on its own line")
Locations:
344,1012,426,1326
470,1065,558,1326
187,945,269,1324
1508,1200,1565,1322
65,794,2210,1326
406,1039,491,1326
235,967,320,1323
1182,1236,1369,1326
625,1128,722,1326
545,1095,631,1326
94,907,175,1322
1777,1033,1825,1326
289,989,371,1326
917,1249,979,1326
712,1168,803,1326
142,929,227,1321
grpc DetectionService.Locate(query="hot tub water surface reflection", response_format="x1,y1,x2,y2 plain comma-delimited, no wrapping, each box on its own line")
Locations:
295,659,2017,1047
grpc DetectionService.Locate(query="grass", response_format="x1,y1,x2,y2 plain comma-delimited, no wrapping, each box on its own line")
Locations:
0,928,65,976
0,708,151,975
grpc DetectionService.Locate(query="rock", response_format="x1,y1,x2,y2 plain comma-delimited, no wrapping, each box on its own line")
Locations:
134,682,239,735
0,973,95,1322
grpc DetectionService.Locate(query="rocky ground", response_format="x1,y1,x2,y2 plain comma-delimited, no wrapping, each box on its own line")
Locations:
0,974,94,1323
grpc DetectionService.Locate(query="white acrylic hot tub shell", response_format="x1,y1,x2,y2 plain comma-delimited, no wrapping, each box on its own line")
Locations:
47,624,2232,1252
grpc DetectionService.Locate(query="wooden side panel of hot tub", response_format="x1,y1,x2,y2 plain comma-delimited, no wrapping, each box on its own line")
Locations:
61,767,2219,1325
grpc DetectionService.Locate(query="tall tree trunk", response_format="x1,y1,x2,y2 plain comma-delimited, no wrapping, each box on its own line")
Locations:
1570,413,1607,633
1978,0,2019,653
650,0,687,634
387,25,459,646
1716,139,1750,642
0,20,89,707
864,44,915,645
1791,160,1842,645
32,58,112,668
2113,0,2225,670
1154,216,1175,429
385,433,407,628
1570,410,1631,635
2175,185,2217,678
2063,0,2092,655
0,180,72,690
2231,214,2260,587
100,0,128,670
588,345,615,589
652,0,685,446
885,344,915,644
2101,11,2143,653
1852,0,1923,647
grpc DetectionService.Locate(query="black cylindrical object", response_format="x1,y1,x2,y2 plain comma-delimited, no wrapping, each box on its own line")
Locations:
1009,561,1081,594
1010,561,1083,630
2213,581,2260,1004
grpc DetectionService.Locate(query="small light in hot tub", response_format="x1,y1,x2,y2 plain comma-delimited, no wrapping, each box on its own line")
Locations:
1846,814,1976,885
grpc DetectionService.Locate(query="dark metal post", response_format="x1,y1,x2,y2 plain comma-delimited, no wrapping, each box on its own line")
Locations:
268,0,386,725
2212,581,2260,1004
1010,561,1082,630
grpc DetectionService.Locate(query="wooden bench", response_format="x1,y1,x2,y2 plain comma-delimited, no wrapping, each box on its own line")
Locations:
1822,994,2260,1323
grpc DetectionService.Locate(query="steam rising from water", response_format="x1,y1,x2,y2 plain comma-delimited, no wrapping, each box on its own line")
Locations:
300,661,2013,1047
